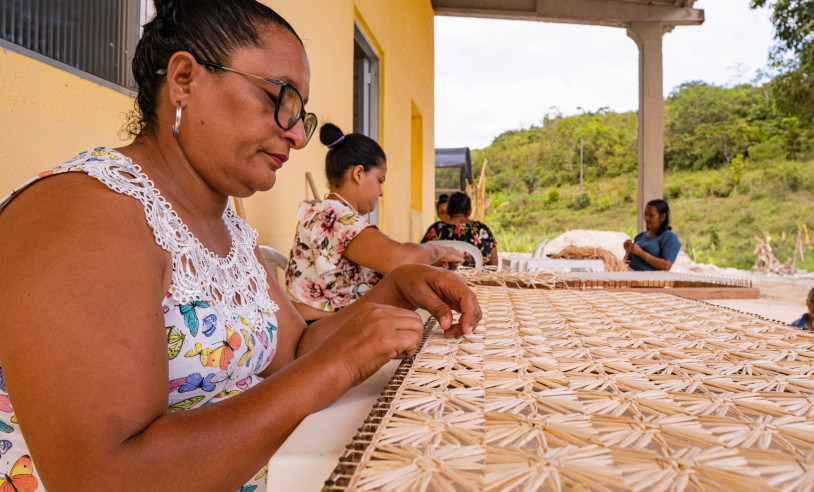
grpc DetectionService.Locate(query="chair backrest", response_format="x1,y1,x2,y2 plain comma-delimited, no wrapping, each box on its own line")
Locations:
259,245,289,284
532,239,547,258
430,240,483,267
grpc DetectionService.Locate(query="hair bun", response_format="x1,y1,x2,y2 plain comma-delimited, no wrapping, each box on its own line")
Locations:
319,123,345,148
153,0,183,23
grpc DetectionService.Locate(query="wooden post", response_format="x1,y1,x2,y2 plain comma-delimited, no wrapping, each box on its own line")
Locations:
306,172,321,201
231,197,247,220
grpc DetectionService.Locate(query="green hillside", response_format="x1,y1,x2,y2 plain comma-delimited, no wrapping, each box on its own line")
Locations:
476,162,814,271
436,82,814,271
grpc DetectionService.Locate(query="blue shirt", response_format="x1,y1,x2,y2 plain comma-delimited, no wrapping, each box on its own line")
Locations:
791,314,810,329
629,229,681,271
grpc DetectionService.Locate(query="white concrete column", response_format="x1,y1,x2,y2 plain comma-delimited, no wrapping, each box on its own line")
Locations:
626,22,665,232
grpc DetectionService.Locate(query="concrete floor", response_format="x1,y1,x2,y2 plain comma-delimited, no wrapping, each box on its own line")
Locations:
705,298,802,325
705,275,810,325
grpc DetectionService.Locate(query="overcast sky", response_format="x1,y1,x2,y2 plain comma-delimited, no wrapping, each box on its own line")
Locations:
434,0,776,150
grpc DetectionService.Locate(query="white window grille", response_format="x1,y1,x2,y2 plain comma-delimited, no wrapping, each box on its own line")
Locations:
1,0,143,90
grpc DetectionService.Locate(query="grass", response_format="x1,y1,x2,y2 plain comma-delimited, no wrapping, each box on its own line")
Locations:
486,159,814,271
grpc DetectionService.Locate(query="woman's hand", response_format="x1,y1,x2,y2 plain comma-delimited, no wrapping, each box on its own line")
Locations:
294,264,480,384
323,303,425,386
630,243,646,258
623,239,646,257
431,246,465,269
386,264,481,338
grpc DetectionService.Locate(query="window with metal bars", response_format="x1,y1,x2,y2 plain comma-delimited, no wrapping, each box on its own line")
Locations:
1,0,142,89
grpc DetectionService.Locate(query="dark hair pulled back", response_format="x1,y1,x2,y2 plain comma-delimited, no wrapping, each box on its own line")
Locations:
319,123,386,187
647,198,672,236
127,0,301,137
436,194,449,210
446,192,472,217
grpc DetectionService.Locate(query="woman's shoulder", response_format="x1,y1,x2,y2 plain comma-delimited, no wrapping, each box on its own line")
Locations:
2,148,145,219
791,313,809,328
317,199,358,215
659,229,680,242
297,199,356,220
0,155,165,279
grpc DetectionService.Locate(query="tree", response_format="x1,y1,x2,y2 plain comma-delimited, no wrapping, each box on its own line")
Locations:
751,0,814,124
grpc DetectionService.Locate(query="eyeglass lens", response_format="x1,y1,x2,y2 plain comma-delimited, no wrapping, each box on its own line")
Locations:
278,85,316,143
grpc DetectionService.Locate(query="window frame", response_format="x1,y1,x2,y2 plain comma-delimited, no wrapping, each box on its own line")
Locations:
0,0,152,95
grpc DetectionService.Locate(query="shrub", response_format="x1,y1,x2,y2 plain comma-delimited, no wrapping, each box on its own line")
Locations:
616,187,633,202
666,183,682,199
547,187,560,203
574,193,591,210
785,168,802,192
730,154,745,193
748,137,785,162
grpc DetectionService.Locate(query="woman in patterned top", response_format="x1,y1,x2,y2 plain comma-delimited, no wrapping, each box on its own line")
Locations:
422,192,499,267
286,123,465,321
0,1,481,490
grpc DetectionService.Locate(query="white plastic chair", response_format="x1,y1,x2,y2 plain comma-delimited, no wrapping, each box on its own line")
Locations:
532,239,547,258
259,245,289,284
430,240,483,267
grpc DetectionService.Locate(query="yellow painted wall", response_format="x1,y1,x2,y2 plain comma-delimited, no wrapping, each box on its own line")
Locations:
0,0,436,253
0,47,134,195
254,0,436,248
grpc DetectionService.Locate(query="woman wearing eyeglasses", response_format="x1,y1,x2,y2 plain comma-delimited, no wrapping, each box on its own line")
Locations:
0,1,480,490
286,123,465,322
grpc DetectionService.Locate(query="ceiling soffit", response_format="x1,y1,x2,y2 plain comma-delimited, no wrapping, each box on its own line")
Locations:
430,0,703,28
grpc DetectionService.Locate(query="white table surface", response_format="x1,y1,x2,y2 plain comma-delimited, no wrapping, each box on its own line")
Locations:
266,310,430,491
500,256,605,272
266,359,401,491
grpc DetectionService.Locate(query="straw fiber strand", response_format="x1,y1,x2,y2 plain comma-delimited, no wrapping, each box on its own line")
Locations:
324,287,814,491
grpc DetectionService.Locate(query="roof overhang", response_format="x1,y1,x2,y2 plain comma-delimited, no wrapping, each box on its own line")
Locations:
431,0,703,29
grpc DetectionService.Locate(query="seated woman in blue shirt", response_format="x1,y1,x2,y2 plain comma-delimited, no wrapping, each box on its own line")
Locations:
624,199,681,271
791,287,814,330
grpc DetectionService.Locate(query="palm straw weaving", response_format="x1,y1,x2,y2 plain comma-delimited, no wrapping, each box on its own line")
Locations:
556,271,753,289
456,267,757,300
324,286,814,491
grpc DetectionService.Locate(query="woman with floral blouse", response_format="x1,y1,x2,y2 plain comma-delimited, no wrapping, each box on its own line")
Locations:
286,123,465,321
422,192,499,267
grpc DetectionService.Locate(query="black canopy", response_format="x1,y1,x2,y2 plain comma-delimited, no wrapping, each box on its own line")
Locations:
434,147,473,191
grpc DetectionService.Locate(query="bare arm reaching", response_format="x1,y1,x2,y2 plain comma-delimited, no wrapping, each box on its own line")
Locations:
343,226,464,274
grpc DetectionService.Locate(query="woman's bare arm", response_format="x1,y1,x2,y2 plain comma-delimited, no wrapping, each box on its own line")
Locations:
0,176,427,491
488,247,499,266
343,227,463,274
628,242,673,270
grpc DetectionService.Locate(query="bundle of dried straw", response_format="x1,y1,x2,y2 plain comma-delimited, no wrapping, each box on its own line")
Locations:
553,244,629,272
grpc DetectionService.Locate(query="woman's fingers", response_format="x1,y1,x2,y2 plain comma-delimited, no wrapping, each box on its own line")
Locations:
332,303,425,385
391,265,482,335
444,247,465,264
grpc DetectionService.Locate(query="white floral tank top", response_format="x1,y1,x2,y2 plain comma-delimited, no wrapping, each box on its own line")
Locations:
0,148,278,491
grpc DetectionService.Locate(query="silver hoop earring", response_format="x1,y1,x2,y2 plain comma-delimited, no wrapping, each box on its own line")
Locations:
172,100,182,137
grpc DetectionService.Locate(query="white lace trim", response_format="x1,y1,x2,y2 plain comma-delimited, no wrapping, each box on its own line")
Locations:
85,151,279,324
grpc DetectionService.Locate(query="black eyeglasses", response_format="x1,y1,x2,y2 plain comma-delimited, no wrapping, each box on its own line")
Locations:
197,60,317,145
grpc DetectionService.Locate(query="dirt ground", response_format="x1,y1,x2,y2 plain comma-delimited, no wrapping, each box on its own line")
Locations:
705,275,811,325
